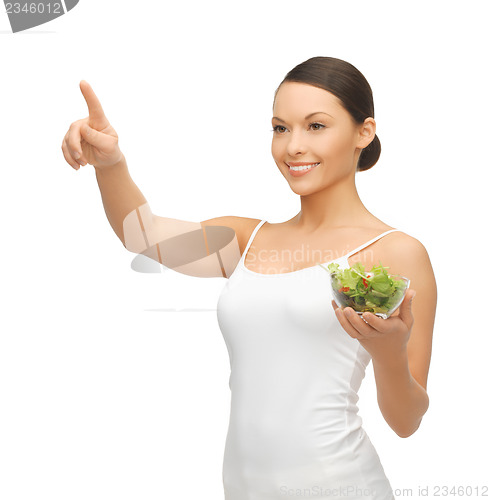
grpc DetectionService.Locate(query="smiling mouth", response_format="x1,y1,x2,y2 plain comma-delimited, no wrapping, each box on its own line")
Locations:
287,162,320,171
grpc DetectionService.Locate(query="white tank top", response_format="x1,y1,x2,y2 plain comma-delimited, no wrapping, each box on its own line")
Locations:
217,220,399,499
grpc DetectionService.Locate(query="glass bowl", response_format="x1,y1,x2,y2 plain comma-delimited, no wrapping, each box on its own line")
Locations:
325,265,410,320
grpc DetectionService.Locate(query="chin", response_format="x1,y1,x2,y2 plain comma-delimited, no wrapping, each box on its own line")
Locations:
287,182,320,196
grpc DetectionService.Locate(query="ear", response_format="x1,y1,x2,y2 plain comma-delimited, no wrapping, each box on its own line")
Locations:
357,117,376,149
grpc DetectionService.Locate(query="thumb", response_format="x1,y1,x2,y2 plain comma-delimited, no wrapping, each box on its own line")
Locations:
80,123,111,150
398,289,416,323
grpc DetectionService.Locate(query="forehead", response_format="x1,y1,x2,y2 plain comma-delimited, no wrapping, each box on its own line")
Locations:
273,82,342,116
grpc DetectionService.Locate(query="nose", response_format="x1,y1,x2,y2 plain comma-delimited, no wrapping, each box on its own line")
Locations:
285,129,307,156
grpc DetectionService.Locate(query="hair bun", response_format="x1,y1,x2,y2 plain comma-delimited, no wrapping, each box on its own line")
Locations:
357,134,381,172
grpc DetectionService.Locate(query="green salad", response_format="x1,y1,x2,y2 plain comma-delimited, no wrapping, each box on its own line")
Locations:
319,261,408,316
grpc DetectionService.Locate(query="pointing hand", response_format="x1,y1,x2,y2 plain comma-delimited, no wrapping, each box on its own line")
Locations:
61,80,123,170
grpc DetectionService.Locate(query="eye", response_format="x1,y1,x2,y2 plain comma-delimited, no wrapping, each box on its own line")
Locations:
309,122,325,131
271,125,286,134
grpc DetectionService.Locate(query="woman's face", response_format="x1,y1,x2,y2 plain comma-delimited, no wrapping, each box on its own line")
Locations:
271,82,374,195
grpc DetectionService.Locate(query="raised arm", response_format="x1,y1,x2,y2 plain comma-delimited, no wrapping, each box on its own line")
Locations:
61,80,256,278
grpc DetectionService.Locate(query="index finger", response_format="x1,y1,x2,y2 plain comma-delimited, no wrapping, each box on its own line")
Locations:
79,80,107,125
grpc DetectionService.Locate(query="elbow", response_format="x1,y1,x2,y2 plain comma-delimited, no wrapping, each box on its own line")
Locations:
396,390,430,438
395,427,417,439
395,417,424,438
396,429,415,439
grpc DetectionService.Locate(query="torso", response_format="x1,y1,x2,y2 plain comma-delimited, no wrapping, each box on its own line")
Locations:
218,217,400,497
242,218,406,275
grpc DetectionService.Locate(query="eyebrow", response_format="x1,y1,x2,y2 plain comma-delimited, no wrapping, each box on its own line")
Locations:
272,111,334,123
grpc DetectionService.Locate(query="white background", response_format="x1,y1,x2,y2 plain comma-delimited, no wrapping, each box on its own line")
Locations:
1,1,488,499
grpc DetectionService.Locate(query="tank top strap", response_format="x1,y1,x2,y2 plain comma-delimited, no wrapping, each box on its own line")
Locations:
242,219,267,259
343,229,402,260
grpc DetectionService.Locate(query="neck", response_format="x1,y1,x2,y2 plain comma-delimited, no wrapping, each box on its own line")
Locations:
293,173,375,231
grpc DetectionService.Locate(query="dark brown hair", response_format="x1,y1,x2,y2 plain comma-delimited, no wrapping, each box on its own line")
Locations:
273,56,380,172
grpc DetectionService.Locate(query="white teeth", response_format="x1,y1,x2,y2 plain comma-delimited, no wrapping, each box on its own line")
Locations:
288,163,319,171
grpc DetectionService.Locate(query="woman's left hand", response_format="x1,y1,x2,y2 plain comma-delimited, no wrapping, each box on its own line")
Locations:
331,289,417,360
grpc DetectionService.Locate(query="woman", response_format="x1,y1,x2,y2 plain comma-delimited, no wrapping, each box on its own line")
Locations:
61,56,437,499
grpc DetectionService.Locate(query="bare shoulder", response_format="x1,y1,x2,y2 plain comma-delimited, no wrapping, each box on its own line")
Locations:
376,230,435,281
382,231,433,264
200,215,262,255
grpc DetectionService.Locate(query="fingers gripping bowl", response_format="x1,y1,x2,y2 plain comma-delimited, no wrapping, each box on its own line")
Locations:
319,261,410,320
